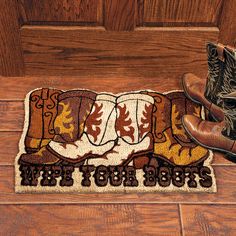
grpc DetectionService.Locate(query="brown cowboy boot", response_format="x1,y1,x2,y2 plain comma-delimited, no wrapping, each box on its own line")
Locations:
24,88,62,153
182,114,236,160
182,49,236,160
19,90,97,165
182,42,229,121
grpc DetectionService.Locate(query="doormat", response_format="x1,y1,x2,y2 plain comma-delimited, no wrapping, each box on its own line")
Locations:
15,88,216,193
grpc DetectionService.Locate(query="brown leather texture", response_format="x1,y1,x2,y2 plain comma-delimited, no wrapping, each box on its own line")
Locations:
183,115,236,153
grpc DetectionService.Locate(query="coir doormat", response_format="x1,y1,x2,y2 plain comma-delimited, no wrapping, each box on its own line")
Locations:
15,88,216,193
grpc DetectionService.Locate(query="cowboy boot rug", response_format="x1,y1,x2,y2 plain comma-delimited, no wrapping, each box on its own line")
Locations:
15,88,217,193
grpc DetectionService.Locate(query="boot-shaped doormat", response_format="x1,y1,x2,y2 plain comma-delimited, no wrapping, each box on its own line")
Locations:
15,89,216,193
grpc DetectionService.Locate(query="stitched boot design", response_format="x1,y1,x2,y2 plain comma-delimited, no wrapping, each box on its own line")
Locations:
19,90,96,165
24,88,62,153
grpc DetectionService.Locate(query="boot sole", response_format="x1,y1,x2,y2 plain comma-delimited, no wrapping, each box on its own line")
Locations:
182,118,236,163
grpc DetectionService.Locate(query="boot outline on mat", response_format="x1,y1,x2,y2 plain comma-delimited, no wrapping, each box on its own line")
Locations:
154,92,209,166
24,88,62,154
50,93,118,163
19,90,97,165
88,92,155,166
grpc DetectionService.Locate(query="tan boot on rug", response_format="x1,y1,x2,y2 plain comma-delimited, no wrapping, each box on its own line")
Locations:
19,90,97,165
150,92,210,167
24,88,62,153
91,93,154,166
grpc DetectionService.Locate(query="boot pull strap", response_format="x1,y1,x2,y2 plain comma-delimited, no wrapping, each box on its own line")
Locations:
217,43,225,62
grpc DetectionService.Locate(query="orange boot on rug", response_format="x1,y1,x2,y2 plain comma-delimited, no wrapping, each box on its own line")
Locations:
19,90,97,165
148,92,210,168
24,88,62,153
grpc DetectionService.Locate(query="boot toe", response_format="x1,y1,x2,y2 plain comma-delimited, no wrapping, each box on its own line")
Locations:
18,153,31,165
18,146,60,165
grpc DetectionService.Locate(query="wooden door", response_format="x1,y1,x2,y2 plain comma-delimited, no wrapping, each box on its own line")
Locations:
1,0,235,78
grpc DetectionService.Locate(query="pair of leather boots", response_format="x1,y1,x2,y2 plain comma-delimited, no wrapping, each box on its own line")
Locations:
19,90,155,166
182,42,236,161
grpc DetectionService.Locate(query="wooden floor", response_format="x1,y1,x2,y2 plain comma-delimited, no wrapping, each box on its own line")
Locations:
1,76,236,236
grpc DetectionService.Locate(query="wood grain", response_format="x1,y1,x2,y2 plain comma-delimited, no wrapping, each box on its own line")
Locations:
218,0,236,47
181,205,236,235
136,0,144,26
0,0,24,76
18,0,102,24
104,0,136,31
0,204,181,235
144,0,223,26
0,76,182,99
20,26,218,77
0,102,24,131
0,166,235,203
0,132,21,165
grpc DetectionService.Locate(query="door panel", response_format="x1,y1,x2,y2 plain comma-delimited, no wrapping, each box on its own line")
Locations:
144,0,223,26
18,0,103,24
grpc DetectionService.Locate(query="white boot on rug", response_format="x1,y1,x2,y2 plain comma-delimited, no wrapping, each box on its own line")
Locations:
49,94,117,162
90,92,154,166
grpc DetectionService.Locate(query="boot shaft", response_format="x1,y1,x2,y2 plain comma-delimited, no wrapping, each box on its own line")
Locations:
222,92,236,140
219,48,236,139
205,42,225,105
219,47,236,97
85,93,117,145
116,93,154,144
25,88,62,153
53,90,97,143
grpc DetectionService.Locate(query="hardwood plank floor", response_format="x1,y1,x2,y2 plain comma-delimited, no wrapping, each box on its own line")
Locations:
181,204,236,236
0,204,181,235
